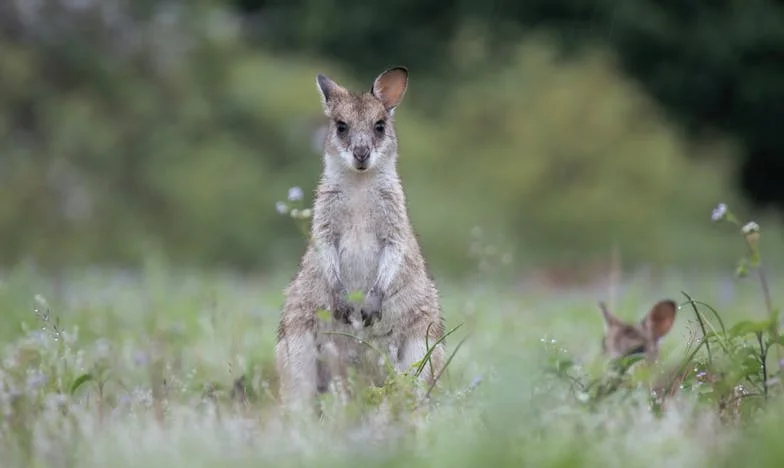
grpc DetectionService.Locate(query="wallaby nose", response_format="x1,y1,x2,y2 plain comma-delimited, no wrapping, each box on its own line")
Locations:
353,146,371,163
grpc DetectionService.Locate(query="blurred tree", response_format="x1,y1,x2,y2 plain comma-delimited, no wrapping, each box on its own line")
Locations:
249,0,784,213
0,0,320,271
0,0,774,274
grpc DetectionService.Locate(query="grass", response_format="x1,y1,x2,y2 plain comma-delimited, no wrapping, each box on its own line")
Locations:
0,258,783,467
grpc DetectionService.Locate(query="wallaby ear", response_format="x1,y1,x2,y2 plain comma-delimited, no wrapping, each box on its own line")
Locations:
598,301,623,331
315,73,346,114
371,66,408,112
642,299,677,340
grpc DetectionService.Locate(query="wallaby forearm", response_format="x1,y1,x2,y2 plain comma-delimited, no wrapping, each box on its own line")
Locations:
371,240,404,295
314,237,343,291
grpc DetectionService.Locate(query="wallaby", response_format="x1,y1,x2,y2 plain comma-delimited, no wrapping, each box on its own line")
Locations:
598,299,744,419
594,299,680,402
275,66,445,410
599,299,678,362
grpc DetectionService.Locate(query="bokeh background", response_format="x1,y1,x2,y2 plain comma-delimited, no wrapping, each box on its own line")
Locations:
2,0,783,282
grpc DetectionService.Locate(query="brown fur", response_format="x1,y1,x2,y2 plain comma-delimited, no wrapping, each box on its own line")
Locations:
598,299,746,419
599,299,677,362
275,67,446,411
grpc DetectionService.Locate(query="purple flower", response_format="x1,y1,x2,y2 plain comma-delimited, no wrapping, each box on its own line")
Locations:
287,186,304,202
711,203,727,222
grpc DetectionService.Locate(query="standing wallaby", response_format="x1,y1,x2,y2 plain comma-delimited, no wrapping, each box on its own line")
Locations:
599,299,677,362
275,66,445,410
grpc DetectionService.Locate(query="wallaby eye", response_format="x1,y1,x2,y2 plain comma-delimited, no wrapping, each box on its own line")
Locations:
335,121,348,134
626,344,646,356
374,120,385,134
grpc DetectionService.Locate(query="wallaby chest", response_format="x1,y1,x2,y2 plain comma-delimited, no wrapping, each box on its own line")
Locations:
333,185,386,290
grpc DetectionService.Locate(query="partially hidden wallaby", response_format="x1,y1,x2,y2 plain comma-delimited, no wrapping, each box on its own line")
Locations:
275,66,445,410
599,299,677,362
596,299,680,401
598,299,745,417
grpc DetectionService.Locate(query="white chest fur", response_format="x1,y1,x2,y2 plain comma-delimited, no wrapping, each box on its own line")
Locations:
337,186,382,291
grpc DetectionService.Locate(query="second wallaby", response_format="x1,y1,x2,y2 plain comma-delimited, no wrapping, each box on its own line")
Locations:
598,299,678,362
597,298,744,418
275,66,446,410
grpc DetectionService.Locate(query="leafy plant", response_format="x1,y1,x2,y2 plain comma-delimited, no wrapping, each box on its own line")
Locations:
547,202,781,421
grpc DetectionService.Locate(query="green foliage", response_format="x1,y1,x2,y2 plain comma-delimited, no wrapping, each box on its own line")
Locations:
0,3,328,271
1,3,781,275
0,258,782,465
402,36,761,270
257,0,784,212
548,206,781,420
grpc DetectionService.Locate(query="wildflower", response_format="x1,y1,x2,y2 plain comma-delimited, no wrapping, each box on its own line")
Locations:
26,371,47,392
711,203,727,222
742,221,760,248
131,387,154,408
290,209,300,218
275,201,288,215
34,294,49,309
44,393,68,411
288,186,304,202
94,338,112,359
741,221,759,235
300,208,312,219
467,375,483,391
133,350,149,367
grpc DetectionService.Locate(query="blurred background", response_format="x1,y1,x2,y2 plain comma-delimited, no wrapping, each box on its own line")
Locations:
1,0,782,284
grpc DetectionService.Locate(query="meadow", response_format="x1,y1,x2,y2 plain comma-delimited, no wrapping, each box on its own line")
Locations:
2,6,784,465
1,209,783,467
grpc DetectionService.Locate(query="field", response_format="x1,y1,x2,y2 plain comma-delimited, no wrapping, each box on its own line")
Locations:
1,256,783,467
2,1,784,466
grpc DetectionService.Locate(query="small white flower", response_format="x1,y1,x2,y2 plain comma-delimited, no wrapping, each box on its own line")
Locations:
93,338,111,359
300,208,312,219
26,371,47,392
34,294,49,309
287,186,304,202
275,201,288,215
290,209,300,218
133,350,149,367
741,221,759,234
468,375,483,390
44,393,68,411
131,387,154,408
711,203,727,222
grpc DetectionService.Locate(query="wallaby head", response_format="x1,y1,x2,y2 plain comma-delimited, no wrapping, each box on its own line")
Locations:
599,299,677,361
315,67,408,174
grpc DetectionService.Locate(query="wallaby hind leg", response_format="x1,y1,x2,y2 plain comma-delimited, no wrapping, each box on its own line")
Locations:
396,322,446,389
316,353,331,394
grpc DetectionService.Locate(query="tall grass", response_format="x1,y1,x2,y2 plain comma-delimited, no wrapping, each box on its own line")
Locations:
0,199,781,466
